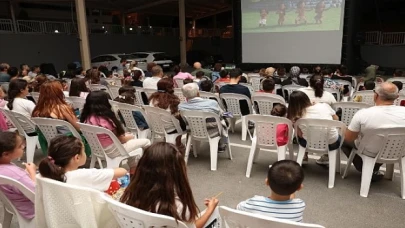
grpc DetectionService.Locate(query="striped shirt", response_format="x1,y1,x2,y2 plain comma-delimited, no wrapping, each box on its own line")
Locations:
236,196,306,222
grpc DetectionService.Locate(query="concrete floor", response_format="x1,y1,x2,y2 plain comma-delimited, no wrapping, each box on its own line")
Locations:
2,127,405,228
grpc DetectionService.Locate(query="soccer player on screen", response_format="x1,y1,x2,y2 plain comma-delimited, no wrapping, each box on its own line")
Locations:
295,1,307,25
259,9,268,27
315,0,326,24
276,3,286,26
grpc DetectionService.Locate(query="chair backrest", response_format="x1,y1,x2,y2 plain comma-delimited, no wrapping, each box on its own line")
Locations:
331,102,371,126
219,206,325,228
174,88,187,103
174,78,184,88
0,109,32,137
108,85,121,100
199,91,225,109
143,88,157,98
89,84,109,92
35,175,117,228
252,93,286,115
115,102,146,133
10,110,37,135
109,100,122,121
0,175,35,220
352,90,375,105
66,96,86,113
32,117,81,144
0,82,9,92
143,106,183,136
249,76,262,91
394,95,405,106
245,115,293,149
387,77,405,84
239,83,254,95
282,85,305,101
181,110,223,140
294,119,346,152
134,87,147,106
356,127,405,163
30,92,40,103
101,194,188,228
324,88,341,101
219,93,253,116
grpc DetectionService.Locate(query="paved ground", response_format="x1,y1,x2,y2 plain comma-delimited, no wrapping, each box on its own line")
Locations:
2,125,405,228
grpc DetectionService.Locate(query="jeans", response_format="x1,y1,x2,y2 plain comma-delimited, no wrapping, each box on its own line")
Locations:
341,141,383,172
298,135,342,151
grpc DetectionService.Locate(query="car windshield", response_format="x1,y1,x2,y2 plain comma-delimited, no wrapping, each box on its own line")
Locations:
118,54,139,59
153,53,170,61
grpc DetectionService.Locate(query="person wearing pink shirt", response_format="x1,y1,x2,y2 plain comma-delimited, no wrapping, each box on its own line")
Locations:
173,65,194,88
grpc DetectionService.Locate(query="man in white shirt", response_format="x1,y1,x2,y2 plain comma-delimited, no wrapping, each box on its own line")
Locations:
143,65,163,90
343,82,405,180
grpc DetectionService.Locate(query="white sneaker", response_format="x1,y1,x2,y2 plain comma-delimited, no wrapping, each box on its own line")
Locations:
316,154,329,165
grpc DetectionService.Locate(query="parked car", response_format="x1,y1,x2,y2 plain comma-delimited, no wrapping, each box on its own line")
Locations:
91,54,147,71
172,50,224,68
131,52,174,70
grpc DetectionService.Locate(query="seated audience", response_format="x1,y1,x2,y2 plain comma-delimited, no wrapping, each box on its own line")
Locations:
144,62,157,78
0,86,12,130
39,135,127,191
183,78,194,85
143,65,163,90
179,83,229,152
276,67,286,78
332,65,352,84
264,67,282,84
322,68,341,91
89,69,108,87
259,68,266,77
237,160,305,222
0,132,36,220
394,69,403,77
271,104,289,147
130,70,143,87
0,63,10,82
281,66,308,87
211,63,223,82
200,80,214,93
191,62,212,79
33,74,48,92
299,74,337,105
121,142,219,228
7,79,36,117
194,71,205,83
69,77,90,98
313,65,322,75
81,91,151,174
173,65,194,87
28,65,40,77
287,91,339,164
260,78,275,93
130,61,145,77
215,70,231,91
362,64,378,82
8,67,19,81
353,81,376,102
239,76,248,84
219,68,251,116
342,82,405,180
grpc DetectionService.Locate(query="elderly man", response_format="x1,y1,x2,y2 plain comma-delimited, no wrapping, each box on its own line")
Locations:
179,82,228,152
191,62,212,79
0,63,10,82
342,82,405,180
143,65,163,90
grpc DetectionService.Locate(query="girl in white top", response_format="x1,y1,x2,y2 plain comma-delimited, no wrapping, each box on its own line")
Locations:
299,74,337,105
121,142,219,228
7,79,36,117
38,135,126,191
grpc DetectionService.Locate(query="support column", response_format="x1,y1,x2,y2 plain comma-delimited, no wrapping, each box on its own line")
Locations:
75,0,91,70
122,12,126,35
178,0,187,65
9,1,17,33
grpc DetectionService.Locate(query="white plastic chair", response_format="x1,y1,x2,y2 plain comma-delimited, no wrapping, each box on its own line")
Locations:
181,110,232,171
0,109,37,163
0,175,35,228
325,88,341,101
133,87,147,106
108,100,123,122
65,96,86,115
143,88,157,98
101,194,188,228
35,175,117,228
352,90,375,105
89,84,109,92
219,206,325,228
174,78,185,88
249,76,262,91
115,102,151,139
30,92,40,103
252,92,286,115
199,91,225,110
239,83,254,95
245,115,294,178
78,123,143,169
219,93,253,141
0,82,9,92
174,88,187,103
387,77,405,84
294,119,346,188
107,84,121,100
282,85,306,101
342,127,405,198
31,118,82,145
394,95,405,106
143,106,186,144
331,102,371,126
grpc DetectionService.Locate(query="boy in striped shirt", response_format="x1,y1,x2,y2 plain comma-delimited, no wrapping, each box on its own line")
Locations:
237,160,306,222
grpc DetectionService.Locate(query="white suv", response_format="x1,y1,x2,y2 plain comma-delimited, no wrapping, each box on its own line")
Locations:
132,52,174,70
91,54,147,71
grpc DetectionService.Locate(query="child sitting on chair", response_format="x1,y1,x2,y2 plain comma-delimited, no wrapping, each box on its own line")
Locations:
271,104,289,147
0,132,36,220
237,160,306,222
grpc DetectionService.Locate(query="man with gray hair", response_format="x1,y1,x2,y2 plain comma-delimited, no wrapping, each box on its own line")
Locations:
179,82,229,152
342,82,405,181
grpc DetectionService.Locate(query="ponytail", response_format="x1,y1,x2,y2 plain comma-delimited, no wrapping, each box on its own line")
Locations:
7,79,28,110
310,75,324,98
38,135,83,182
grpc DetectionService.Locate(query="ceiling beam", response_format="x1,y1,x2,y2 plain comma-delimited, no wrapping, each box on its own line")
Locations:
126,0,177,13
194,6,231,20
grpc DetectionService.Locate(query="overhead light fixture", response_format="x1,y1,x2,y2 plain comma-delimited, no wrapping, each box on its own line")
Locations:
102,26,105,29
129,27,133,31
54,30,59,33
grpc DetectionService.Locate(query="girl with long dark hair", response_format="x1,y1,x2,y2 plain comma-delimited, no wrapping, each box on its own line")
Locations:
7,79,36,117
298,74,336,105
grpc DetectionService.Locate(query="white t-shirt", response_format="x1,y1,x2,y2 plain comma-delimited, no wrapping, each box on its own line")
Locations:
65,168,114,191
143,77,161,90
12,98,36,117
299,87,337,105
299,103,339,144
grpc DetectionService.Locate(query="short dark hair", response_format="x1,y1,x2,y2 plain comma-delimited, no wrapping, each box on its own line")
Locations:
364,80,375,90
219,70,229,79
392,81,403,91
394,70,403,77
322,68,333,76
200,80,213,92
183,78,193,85
196,71,205,78
239,76,247,83
268,160,304,196
7,67,19,77
229,68,242,79
271,103,287,117
151,66,163,76
0,132,19,157
262,78,275,92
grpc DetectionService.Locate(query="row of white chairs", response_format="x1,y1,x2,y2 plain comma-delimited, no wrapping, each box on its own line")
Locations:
0,174,325,228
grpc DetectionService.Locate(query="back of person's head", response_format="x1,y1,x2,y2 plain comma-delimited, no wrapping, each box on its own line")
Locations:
322,68,333,77
38,135,84,182
313,65,322,74
147,62,157,72
310,74,325,98
219,70,229,79
173,65,181,75
267,160,304,196
34,74,48,92
214,63,222,72
277,67,286,77
290,66,300,78
97,66,109,78
287,91,312,121
32,81,69,118
120,142,198,223
339,65,348,76
114,86,136,105
151,65,163,77
7,79,28,110
150,78,179,113
0,63,9,72
193,62,202,69
392,81,403,91
375,82,399,102
229,68,242,79
75,67,84,76
31,65,40,72
239,76,248,83
89,69,101,84
259,68,266,77
67,62,77,71
364,80,376,90
0,132,20,158
183,78,193,85
265,67,275,77
69,77,89,97
7,67,19,77
196,71,205,79
271,103,287,117
262,78,275,93
200,80,213,92
302,67,309,74
157,78,174,93
132,70,143,82
394,70,403,77
182,82,199,99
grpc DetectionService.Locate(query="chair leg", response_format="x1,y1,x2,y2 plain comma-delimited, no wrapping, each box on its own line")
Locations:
25,136,38,163
138,129,151,139
337,149,342,174
192,139,200,158
2,209,12,228
360,156,376,198
342,149,356,179
400,157,405,199
230,118,236,133
209,138,220,171
97,157,104,169
227,141,233,160
90,155,96,168
246,139,258,178
288,144,295,160
296,145,306,166
165,133,179,145
277,145,287,161
328,150,337,188
241,116,247,141
384,164,395,180
185,136,192,164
